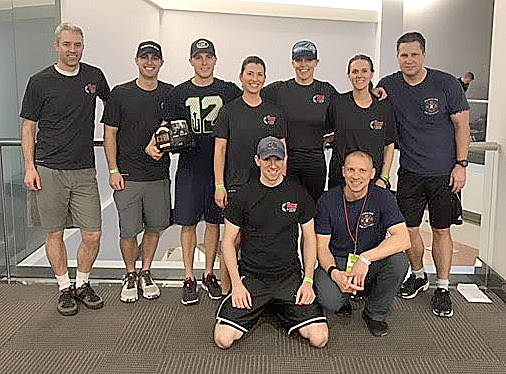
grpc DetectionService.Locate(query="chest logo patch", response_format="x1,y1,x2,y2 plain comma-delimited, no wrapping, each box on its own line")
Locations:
263,114,278,125
84,83,97,94
312,94,326,104
424,98,439,115
359,211,375,228
369,119,384,130
281,202,298,213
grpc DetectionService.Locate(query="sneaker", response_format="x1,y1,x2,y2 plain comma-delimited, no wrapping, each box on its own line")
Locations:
57,286,78,316
75,282,104,309
138,270,160,300
398,273,430,299
336,300,352,317
431,288,454,317
181,277,198,305
121,272,139,303
362,312,388,337
201,273,222,300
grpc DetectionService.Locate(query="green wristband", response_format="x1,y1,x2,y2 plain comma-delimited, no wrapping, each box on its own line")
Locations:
303,276,313,285
380,173,390,181
215,184,225,190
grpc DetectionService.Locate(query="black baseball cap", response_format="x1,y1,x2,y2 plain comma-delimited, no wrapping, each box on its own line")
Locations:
136,41,163,59
257,136,285,160
190,38,216,58
292,40,317,60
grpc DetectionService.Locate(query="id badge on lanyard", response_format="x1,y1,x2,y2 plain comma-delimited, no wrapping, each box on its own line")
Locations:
343,190,368,273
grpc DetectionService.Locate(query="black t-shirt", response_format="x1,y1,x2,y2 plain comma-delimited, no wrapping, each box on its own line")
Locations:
101,80,173,181
163,78,241,174
20,63,110,169
378,68,469,176
213,97,287,189
263,78,338,157
225,178,314,277
315,185,404,259
326,92,396,174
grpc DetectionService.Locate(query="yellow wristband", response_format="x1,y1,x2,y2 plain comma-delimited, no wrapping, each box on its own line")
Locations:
380,173,390,181
109,168,119,175
215,184,225,190
303,276,313,285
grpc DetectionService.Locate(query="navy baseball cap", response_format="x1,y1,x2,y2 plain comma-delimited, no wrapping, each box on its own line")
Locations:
292,40,317,60
190,38,216,58
257,136,285,160
136,41,163,59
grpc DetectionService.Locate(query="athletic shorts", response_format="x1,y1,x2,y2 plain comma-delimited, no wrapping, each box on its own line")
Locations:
174,166,222,226
396,169,462,229
113,179,171,238
287,153,326,202
216,272,326,335
34,166,101,232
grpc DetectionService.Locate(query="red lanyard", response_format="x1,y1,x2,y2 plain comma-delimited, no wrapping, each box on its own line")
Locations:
342,191,368,254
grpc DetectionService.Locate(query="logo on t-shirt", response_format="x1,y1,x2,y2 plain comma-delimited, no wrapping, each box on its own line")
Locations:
424,98,440,115
263,115,278,126
359,211,375,228
84,83,97,94
369,119,384,130
312,94,327,104
281,202,298,213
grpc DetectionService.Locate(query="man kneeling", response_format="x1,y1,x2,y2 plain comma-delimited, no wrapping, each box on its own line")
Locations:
314,150,410,337
214,136,328,349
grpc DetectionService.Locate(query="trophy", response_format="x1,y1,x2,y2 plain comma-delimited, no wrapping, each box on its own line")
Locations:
154,119,195,153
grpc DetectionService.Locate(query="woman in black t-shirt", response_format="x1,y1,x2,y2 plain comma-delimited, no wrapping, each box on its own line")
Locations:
327,55,396,189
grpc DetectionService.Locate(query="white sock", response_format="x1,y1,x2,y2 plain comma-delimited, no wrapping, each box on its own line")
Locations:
55,272,71,291
412,268,425,279
436,278,449,290
76,270,90,289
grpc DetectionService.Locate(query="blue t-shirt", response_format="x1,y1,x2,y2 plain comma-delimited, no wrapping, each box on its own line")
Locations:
315,185,404,259
378,68,469,176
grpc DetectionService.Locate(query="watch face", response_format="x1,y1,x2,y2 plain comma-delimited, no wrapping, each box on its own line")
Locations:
457,160,469,167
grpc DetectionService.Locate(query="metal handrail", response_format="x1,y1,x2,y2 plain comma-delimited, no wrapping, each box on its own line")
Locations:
0,139,104,147
469,141,500,152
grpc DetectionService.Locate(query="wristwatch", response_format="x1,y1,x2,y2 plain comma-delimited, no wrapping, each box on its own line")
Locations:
456,160,469,168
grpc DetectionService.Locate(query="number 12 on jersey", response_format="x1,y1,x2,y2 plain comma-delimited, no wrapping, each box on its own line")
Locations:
185,96,223,134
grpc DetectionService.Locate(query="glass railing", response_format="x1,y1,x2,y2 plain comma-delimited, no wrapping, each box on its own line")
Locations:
0,140,501,287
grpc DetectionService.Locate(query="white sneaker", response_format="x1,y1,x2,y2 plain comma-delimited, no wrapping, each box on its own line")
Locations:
138,270,160,300
121,272,138,303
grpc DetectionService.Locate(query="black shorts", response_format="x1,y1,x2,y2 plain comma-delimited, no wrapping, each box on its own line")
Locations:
216,272,326,335
396,169,462,229
174,166,222,226
287,153,326,202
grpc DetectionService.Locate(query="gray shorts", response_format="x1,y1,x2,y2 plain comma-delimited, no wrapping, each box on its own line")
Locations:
33,166,101,233
113,179,171,238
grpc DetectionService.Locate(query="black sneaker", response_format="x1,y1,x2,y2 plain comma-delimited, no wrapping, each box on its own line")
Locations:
431,288,453,317
362,312,388,337
398,273,429,299
336,300,352,317
201,273,222,300
75,282,104,310
181,277,198,305
57,286,78,316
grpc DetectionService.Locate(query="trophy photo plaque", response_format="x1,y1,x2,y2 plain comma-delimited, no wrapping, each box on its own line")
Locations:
154,119,195,153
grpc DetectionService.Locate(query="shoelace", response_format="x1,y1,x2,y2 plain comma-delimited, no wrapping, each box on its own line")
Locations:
60,289,74,307
80,283,100,301
124,274,137,289
206,274,219,288
434,290,451,309
140,271,154,286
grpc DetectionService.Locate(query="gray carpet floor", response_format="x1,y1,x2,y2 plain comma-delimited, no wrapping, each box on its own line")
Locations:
0,283,505,374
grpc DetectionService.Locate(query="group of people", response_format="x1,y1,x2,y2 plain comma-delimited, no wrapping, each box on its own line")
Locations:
21,22,470,349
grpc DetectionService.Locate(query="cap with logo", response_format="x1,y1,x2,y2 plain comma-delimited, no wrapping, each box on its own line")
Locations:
291,40,317,60
257,136,285,160
190,38,216,58
136,41,163,59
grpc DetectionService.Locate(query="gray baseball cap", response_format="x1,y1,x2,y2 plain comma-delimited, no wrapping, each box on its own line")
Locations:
257,136,285,160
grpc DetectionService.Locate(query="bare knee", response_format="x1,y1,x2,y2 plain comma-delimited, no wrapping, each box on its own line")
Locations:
431,227,450,239
46,230,64,242
181,225,197,233
299,323,328,348
81,230,101,247
214,323,243,350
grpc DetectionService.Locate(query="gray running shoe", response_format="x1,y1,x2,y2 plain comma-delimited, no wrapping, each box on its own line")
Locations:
57,286,78,316
75,282,104,309
121,272,139,303
201,273,222,300
138,270,160,300
181,277,198,305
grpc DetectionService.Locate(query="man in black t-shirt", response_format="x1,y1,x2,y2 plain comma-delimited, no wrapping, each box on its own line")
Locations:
214,137,327,349
314,150,409,337
102,41,172,304
21,23,110,316
148,39,241,305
